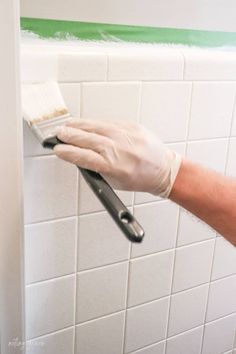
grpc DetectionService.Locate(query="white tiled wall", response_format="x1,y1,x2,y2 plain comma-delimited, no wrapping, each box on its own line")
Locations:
22,44,236,354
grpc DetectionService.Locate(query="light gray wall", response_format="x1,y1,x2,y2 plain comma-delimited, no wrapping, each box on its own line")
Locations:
20,0,236,32
0,0,25,353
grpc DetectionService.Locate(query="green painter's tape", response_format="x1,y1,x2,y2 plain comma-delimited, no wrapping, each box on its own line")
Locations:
21,17,236,47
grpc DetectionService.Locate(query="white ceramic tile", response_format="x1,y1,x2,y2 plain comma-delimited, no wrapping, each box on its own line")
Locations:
25,218,76,284
75,312,125,354
202,314,236,354
188,82,235,140
59,83,80,117
125,297,169,353
128,250,174,307
76,263,128,323
108,48,183,81
24,156,78,224
134,143,185,205
78,211,129,271
172,240,215,293
131,201,179,258
206,275,236,321
166,326,203,354
26,328,74,354
212,237,236,280
58,52,107,82
140,82,191,143
130,341,165,354
25,275,75,339
183,48,236,80
78,175,133,214
21,51,58,83
81,82,141,121
178,209,216,246
168,284,208,336
227,138,236,177
187,139,228,174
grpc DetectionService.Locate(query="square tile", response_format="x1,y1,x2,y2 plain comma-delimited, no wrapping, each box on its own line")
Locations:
187,139,228,174
25,218,76,284
24,156,78,224
125,297,169,353
188,82,235,140
21,51,58,83
26,328,74,354
134,143,185,205
131,201,179,258
129,341,165,354
166,326,203,354
58,52,107,82
168,284,208,336
206,275,236,321
76,263,128,323
178,209,216,246
140,82,191,143
212,237,236,280
59,83,80,117
227,138,236,177
78,211,130,271
25,275,75,339
108,48,183,81
202,314,236,354
78,175,133,214
81,82,141,121
183,48,236,80
172,240,215,293
75,312,125,354
128,250,174,307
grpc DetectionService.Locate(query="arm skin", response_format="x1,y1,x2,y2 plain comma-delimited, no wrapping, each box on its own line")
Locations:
169,159,236,246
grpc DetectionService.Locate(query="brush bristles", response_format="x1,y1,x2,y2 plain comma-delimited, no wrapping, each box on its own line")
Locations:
22,82,69,126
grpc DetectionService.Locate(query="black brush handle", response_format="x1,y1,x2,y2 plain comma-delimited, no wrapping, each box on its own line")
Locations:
44,137,145,243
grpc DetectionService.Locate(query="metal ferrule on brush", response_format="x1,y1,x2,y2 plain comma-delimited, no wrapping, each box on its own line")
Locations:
31,113,72,146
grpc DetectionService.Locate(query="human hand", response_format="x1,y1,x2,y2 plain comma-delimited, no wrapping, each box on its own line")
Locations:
54,119,182,198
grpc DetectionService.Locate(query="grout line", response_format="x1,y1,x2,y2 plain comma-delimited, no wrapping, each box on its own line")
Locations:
23,135,233,160
122,91,143,353
75,309,125,327
73,179,80,354
164,206,181,350
27,325,74,342
25,251,236,287
27,310,236,345
164,79,193,353
122,192,135,354
200,86,236,354
127,339,166,354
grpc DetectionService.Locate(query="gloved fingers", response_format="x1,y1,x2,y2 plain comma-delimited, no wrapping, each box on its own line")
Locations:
65,118,123,138
54,144,109,173
56,126,112,154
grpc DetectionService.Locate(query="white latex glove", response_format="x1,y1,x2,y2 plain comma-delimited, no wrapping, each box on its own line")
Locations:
54,119,182,198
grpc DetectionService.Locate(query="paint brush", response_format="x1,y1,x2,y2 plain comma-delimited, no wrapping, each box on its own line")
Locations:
22,81,144,243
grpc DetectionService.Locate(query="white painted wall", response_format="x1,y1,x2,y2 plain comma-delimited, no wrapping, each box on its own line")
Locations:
20,0,236,32
0,1,25,353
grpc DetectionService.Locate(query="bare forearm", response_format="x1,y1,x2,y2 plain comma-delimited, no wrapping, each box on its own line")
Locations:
169,159,236,246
